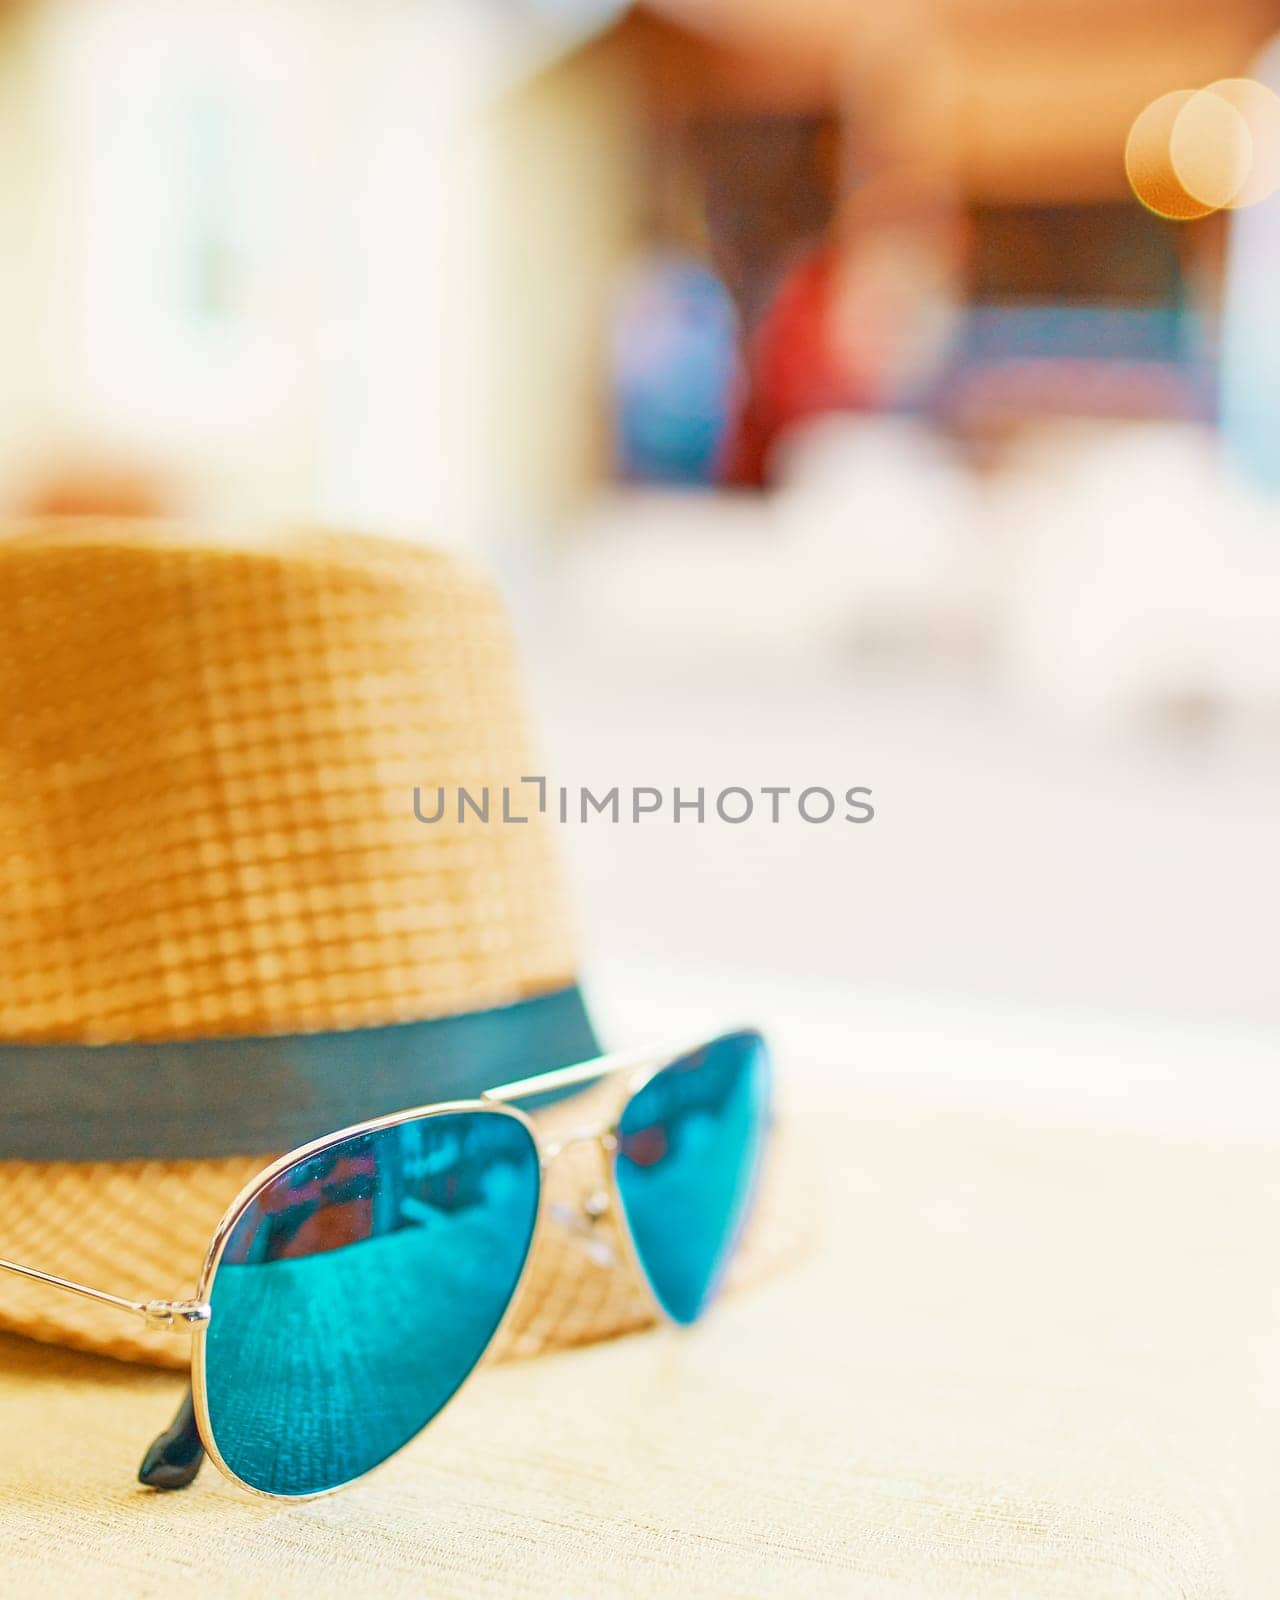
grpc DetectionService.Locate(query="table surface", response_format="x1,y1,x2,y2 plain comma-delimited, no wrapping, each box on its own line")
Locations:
1,964,1278,1598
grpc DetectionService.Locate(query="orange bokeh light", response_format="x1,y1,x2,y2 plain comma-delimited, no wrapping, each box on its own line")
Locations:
1127,78,1280,220
1206,78,1280,207
1126,91,1217,220
1169,89,1252,209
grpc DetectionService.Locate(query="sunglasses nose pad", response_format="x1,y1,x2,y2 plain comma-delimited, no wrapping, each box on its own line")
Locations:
548,1186,617,1268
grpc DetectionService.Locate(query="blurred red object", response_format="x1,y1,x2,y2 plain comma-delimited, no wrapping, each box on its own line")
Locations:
722,243,870,486
722,171,967,486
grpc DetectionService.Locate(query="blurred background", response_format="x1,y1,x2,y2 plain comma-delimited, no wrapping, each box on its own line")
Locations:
2,0,1279,1035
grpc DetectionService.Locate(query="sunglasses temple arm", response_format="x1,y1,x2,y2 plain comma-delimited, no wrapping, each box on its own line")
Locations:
0,1256,210,1329
138,1387,206,1490
0,1258,210,1493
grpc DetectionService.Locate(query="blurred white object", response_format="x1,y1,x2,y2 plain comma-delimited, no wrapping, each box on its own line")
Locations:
561,414,987,667
772,414,993,655
995,420,1280,730
561,488,822,664
562,414,1280,732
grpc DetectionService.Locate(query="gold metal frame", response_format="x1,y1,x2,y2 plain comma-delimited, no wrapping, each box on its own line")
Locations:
0,1031,753,1501
484,1045,694,1327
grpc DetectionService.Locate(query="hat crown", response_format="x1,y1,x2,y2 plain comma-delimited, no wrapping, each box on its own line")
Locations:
0,522,576,1043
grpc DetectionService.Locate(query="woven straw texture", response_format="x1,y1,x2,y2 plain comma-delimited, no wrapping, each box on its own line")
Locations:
0,522,575,1044
0,522,796,1364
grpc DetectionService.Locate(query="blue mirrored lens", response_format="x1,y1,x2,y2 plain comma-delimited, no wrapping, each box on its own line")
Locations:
614,1031,771,1325
201,1108,539,1496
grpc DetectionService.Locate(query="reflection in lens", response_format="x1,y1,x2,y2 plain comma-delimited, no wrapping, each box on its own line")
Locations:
614,1031,771,1325
201,1108,540,1496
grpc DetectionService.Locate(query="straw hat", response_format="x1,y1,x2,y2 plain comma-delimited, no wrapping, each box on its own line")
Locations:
0,522,792,1368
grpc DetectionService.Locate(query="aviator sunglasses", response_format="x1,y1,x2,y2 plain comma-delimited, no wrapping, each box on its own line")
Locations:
0,1029,771,1499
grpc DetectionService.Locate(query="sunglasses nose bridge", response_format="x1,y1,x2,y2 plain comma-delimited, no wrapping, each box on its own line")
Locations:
540,1125,621,1267
539,1125,617,1168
